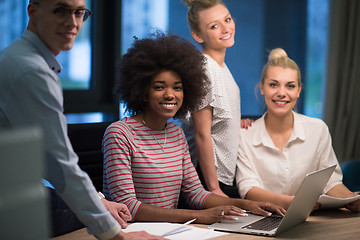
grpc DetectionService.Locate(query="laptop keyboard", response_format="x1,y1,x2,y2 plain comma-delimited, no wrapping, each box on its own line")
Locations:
242,216,283,231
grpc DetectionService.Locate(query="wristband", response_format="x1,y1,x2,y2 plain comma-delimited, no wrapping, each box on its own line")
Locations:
97,191,105,200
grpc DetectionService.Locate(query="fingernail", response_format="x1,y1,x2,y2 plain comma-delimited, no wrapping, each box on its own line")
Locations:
241,213,248,217
267,212,272,217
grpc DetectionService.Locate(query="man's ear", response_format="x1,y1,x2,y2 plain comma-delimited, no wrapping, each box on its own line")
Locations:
27,2,38,21
192,31,204,44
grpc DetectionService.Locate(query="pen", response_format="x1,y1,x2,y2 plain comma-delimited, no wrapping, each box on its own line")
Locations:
161,218,197,237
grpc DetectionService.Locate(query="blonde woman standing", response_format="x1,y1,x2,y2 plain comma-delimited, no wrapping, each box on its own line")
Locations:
181,0,252,198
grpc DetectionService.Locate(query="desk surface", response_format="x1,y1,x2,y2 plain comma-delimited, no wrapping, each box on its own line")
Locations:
52,209,360,240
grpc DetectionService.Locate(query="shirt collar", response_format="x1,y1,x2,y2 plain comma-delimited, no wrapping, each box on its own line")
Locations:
290,111,306,142
253,113,272,148
22,29,62,75
253,111,305,149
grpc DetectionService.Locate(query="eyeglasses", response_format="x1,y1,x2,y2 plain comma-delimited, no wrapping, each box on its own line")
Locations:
33,3,92,22
53,7,92,22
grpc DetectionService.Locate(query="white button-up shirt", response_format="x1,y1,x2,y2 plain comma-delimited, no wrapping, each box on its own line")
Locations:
236,111,343,198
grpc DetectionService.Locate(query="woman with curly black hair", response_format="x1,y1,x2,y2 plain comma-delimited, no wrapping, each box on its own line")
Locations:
115,32,208,120
102,32,285,224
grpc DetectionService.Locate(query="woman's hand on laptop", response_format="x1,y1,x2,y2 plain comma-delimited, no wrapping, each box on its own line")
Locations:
244,201,286,217
195,206,249,224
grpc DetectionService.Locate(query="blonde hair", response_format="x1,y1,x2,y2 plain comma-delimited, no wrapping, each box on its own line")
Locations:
260,48,301,87
182,0,226,33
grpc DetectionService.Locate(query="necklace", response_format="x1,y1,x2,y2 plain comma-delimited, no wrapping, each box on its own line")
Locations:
142,117,167,150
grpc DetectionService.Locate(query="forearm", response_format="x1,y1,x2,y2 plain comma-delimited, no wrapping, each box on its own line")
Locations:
134,203,197,223
192,106,221,192
196,136,220,191
203,193,249,209
327,184,360,213
203,192,287,217
245,187,293,210
326,184,355,198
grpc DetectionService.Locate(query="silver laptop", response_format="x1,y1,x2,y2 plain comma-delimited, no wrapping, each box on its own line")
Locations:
209,164,336,236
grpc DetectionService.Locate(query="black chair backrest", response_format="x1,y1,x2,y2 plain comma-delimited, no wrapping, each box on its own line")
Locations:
67,122,111,191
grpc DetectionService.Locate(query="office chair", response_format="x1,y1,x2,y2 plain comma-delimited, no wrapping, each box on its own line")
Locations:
341,159,360,192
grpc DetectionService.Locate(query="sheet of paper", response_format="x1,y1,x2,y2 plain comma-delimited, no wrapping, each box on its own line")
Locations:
318,194,360,209
122,222,228,240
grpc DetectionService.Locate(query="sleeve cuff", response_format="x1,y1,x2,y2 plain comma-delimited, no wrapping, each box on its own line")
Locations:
238,180,261,199
97,191,105,199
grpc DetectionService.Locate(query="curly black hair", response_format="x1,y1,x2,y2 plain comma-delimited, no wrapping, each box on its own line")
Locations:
115,31,209,119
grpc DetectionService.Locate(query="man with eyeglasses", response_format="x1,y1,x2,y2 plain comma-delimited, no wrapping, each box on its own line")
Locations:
0,0,165,239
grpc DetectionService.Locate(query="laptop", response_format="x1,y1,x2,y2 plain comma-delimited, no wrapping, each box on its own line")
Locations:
209,164,336,236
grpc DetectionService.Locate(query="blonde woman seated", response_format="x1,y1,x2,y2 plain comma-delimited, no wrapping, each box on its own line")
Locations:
102,33,285,225
236,48,360,213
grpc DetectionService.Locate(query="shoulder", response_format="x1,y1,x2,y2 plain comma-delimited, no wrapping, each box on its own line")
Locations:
0,39,54,91
167,121,185,134
1,38,47,72
294,112,330,134
240,115,264,135
295,112,327,127
167,121,182,129
167,122,187,142
238,117,265,149
203,54,222,76
106,118,136,136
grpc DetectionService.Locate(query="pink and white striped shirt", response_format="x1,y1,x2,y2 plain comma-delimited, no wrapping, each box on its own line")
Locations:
102,117,211,219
